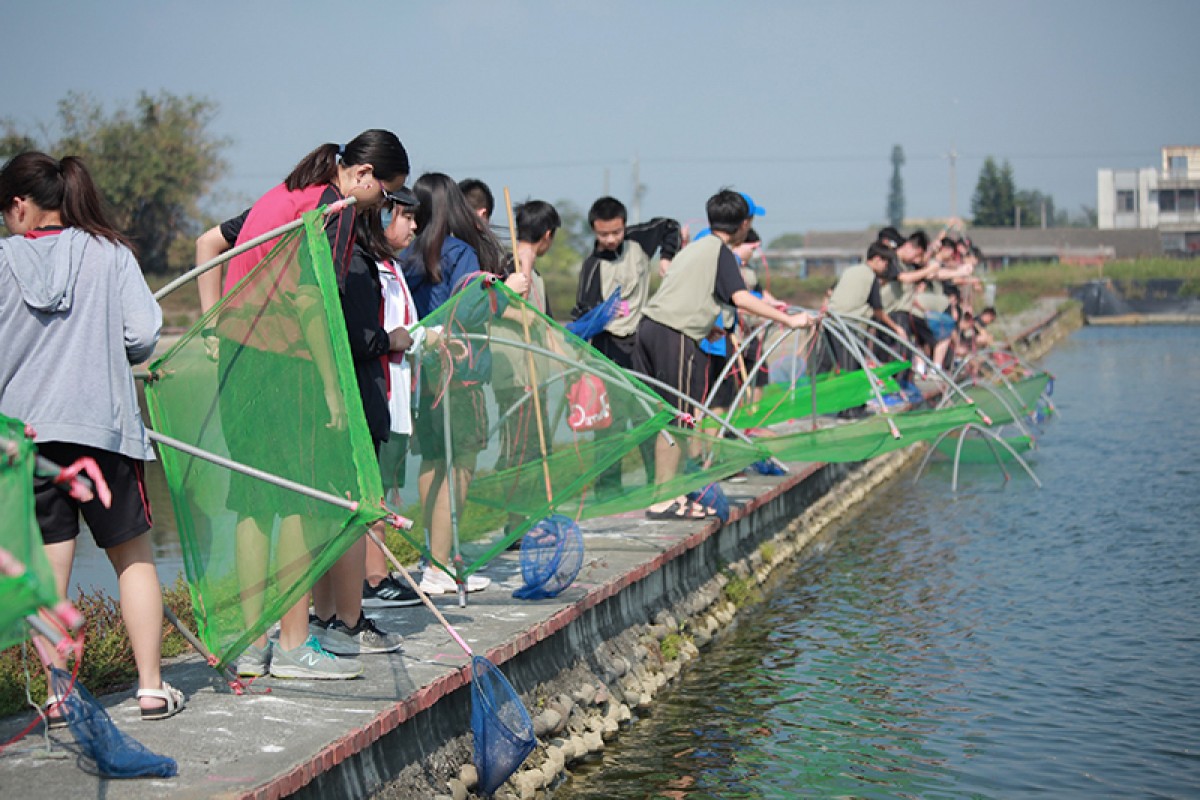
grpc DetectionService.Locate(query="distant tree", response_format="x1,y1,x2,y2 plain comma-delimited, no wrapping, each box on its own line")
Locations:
886,145,905,228
2,91,229,273
768,233,807,249
1015,189,1056,228
970,156,1017,226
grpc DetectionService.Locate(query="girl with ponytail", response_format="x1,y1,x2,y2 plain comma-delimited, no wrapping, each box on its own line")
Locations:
0,151,185,721
191,129,411,677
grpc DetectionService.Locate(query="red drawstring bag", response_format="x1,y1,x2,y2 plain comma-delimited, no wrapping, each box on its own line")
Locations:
566,375,612,431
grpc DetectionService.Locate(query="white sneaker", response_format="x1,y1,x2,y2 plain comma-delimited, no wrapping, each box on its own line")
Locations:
419,567,490,594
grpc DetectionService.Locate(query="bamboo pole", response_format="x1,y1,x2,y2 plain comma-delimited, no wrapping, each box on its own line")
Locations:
503,187,554,506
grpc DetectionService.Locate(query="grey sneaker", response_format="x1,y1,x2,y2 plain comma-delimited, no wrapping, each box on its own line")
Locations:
235,643,270,677
321,615,403,656
269,636,363,679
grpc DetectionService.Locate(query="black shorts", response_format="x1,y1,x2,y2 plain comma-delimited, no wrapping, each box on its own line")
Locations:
704,351,736,409
591,330,636,370
910,314,936,350
378,433,409,495
34,442,152,549
633,317,706,416
413,383,489,465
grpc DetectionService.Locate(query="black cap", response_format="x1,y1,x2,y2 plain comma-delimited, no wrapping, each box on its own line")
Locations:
382,185,418,206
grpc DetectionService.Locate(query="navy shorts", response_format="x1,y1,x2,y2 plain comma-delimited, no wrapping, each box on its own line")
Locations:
34,441,152,549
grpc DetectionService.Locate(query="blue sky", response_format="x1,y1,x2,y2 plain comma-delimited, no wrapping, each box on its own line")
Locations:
3,0,1197,242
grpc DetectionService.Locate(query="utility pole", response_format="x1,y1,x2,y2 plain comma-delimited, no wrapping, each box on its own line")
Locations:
603,167,610,197
631,153,646,224
1040,200,1047,229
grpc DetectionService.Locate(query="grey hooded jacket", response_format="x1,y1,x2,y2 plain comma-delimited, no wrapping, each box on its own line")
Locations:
0,228,161,460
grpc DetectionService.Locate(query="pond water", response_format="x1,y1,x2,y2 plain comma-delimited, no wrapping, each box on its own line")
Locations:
553,326,1200,799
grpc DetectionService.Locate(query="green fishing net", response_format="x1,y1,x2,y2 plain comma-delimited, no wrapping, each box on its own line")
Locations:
0,415,60,651
717,363,908,430
755,405,982,464
144,211,385,666
386,276,766,576
955,374,1051,425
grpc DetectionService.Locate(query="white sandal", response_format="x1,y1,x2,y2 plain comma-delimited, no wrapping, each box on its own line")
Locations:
136,681,185,721
43,693,71,730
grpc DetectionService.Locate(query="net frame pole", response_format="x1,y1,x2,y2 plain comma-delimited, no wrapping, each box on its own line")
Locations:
146,430,361,513
831,310,990,421
152,198,357,301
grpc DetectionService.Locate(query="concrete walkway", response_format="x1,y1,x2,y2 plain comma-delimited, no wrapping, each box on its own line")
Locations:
0,458,833,800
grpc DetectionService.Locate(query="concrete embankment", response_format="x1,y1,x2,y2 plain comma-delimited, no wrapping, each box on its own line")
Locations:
0,303,1080,800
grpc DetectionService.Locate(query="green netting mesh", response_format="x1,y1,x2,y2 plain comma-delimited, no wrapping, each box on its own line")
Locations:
386,276,767,576
144,211,384,666
935,433,1034,463
718,363,908,430
755,405,982,463
956,374,1051,425
0,415,60,651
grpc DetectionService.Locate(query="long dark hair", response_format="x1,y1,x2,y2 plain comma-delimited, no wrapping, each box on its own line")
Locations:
409,172,504,283
354,208,393,263
284,129,410,192
0,151,132,248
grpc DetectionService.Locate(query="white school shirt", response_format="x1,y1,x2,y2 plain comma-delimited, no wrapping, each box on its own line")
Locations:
379,258,417,435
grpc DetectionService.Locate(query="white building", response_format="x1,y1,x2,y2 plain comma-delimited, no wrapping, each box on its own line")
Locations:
1098,146,1200,254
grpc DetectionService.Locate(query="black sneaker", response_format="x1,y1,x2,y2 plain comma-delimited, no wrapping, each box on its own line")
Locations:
362,575,421,608
322,615,403,655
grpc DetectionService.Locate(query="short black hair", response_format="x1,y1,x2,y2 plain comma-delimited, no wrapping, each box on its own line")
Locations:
588,196,627,226
515,199,561,243
706,188,750,234
458,178,494,218
906,229,929,251
876,226,904,248
745,227,761,244
866,241,893,263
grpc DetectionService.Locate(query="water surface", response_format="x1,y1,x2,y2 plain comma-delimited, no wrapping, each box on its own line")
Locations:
554,326,1200,799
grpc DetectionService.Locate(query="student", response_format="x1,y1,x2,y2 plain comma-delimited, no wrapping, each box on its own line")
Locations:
196,129,410,679
572,197,681,366
399,173,528,594
458,178,494,224
636,189,811,519
572,197,681,497
364,192,423,607
491,201,559,544
0,152,184,720
824,241,908,377
730,229,782,405
307,201,419,655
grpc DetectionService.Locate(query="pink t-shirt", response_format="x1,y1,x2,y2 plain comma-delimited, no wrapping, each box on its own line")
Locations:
222,183,341,295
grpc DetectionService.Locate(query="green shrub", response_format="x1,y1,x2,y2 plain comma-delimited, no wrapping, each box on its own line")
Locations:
722,573,761,608
0,576,201,720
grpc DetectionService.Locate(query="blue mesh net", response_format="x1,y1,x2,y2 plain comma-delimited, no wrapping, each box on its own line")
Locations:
687,482,731,522
512,514,585,600
470,656,535,795
748,459,787,476
50,668,178,778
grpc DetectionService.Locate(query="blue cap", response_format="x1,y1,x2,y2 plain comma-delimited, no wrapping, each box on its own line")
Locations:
693,227,712,240
740,192,766,217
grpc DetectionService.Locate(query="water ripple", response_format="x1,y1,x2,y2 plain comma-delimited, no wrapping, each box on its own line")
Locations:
555,327,1200,800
